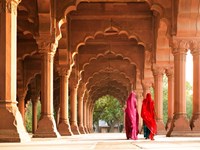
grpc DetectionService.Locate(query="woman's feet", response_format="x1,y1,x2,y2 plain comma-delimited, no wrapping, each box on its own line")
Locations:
149,134,154,140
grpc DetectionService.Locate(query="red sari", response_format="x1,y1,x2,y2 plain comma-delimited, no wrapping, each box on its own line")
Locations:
141,93,157,140
125,92,139,140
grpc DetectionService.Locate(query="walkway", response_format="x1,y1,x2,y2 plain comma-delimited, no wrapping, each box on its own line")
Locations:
1,133,200,150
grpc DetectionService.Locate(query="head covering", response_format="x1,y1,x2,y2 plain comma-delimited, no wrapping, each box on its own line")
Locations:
125,91,139,140
141,93,157,135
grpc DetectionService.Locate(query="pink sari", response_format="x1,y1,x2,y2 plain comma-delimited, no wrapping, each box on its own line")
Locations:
125,91,139,140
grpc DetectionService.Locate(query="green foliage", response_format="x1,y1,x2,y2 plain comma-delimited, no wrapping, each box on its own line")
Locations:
25,102,32,132
93,95,123,131
162,75,168,124
186,81,193,119
25,101,41,133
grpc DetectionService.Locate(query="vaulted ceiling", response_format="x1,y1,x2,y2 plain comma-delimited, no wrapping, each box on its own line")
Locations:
17,0,197,107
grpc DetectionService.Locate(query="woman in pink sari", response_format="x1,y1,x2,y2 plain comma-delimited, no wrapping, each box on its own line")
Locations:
125,91,139,140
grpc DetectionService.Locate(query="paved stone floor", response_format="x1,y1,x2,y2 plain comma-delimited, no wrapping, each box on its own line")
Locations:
1,133,200,150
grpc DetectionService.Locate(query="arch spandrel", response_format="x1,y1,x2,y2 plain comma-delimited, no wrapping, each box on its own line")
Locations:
80,53,137,83
86,71,131,91
88,79,128,96
89,81,128,99
78,34,145,74
64,1,152,54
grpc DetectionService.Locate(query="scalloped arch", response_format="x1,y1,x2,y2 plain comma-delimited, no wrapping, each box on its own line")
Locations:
56,0,153,49
17,50,38,61
75,29,146,57
86,72,131,89
80,51,139,79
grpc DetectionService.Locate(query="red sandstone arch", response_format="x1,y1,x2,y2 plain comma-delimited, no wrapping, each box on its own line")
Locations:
86,70,131,90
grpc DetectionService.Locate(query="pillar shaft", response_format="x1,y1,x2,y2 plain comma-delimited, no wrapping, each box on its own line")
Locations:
83,100,88,133
0,0,30,142
33,47,60,138
86,102,90,133
32,100,38,134
153,67,166,134
70,86,80,134
78,96,85,134
58,72,72,136
190,46,200,131
135,90,143,133
166,69,174,131
167,40,191,136
18,96,25,122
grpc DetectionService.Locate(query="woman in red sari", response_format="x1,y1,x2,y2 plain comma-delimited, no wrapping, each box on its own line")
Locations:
125,91,139,140
141,93,157,140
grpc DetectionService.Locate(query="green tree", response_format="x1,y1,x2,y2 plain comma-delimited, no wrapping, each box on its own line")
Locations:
162,75,168,124
186,81,193,119
93,95,123,132
25,101,41,132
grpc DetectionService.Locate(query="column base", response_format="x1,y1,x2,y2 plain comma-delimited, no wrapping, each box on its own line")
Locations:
89,127,94,133
33,115,60,138
58,120,73,136
190,114,200,136
166,114,191,137
0,102,30,142
156,120,166,134
71,123,80,135
79,125,86,134
165,118,172,131
84,126,89,134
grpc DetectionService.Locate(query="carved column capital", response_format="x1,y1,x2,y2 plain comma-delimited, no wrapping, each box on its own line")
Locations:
152,66,165,76
0,0,21,15
57,66,70,77
170,39,189,55
36,36,58,56
190,40,200,56
166,67,174,77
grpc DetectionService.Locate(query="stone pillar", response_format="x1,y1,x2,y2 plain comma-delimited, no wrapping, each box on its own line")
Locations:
32,96,39,134
165,68,174,131
78,95,85,134
167,40,191,136
0,0,30,142
57,68,73,136
135,90,143,133
83,100,89,133
153,67,166,134
18,94,25,123
33,42,60,138
190,41,200,133
86,101,90,133
70,84,80,134
89,104,94,133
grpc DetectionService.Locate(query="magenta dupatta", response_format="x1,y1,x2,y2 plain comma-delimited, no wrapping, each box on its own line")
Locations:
125,91,139,140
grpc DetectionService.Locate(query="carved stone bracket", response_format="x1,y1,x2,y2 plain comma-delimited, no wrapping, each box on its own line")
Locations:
166,67,174,77
170,39,189,55
152,66,165,77
57,66,70,77
36,35,58,56
190,40,200,55
0,0,21,15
